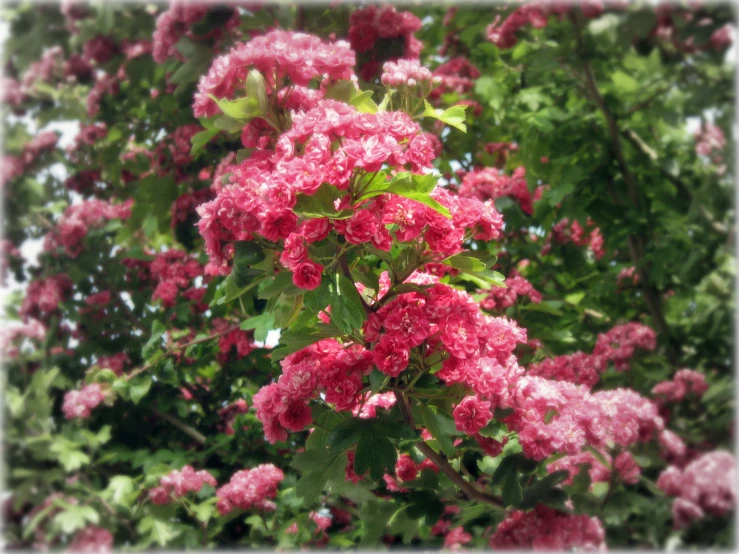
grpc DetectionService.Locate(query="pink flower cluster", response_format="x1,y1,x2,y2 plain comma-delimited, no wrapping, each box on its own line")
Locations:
592,322,657,371
695,122,726,172
616,266,639,290
653,5,734,54
657,450,736,529
486,1,608,49
216,464,284,515
353,391,396,419
44,199,133,258
149,465,217,505
652,369,709,403
444,526,473,550
547,449,640,486
428,57,480,102
96,352,130,376
193,30,355,117
489,504,606,550
253,339,372,443
542,217,605,259
394,453,438,482
381,59,434,88
64,169,101,194
458,166,540,215
62,383,106,420
506,376,663,461
213,319,255,363
0,318,46,358
149,249,206,308
528,322,657,387
198,101,502,281
171,187,215,231
480,269,542,311
348,5,423,80
20,274,73,322
153,2,240,65
67,526,113,554
1,131,59,184
218,399,249,435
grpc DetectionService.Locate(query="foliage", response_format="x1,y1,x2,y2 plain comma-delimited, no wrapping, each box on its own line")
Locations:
1,1,734,550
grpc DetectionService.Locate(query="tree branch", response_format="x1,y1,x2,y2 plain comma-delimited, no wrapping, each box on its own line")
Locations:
393,391,503,508
152,408,207,445
570,13,678,363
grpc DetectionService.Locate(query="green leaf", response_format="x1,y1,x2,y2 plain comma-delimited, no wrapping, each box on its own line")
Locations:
190,128,219,155
295,450,347,499
103,476,136,507
51,504,99,534
502,472,522,507
138,515,179,547
324,80,356,103
353,427,397,481
478,420,507,441
294,183,352,219
350,90,378,113
327,418,365,452
208,94,261,121
329,273,366,333
520,470,569,509
611,71,639,94
422,101,467,132
359,171,451,219
443,252,486,273
129,376,152,404
303,277,331,314
271,325,345,361
246,69,268,115
419,404,455,457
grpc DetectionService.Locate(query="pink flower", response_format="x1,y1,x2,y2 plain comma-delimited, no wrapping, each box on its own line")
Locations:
292,261,324,291
278,400,313,431
383,306,430,348
372,335,409,377
452,396,492,435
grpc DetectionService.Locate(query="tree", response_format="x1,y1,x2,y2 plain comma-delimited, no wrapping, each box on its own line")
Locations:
2,1,734,550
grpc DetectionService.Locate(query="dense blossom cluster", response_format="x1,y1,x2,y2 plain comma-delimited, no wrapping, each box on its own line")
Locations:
193,30,355,118
0,318,46,358
651,369,709,404
458,166,540,215
153,2,239,64
198,96,502,283
480,269,542,311
486,1,615,49
489,504,606,550
2,130,58,185
44,199,133,257
527,322,656,386
547,449,640,486
149,465,217,504
654,3,734,54
20,274,73,322
62,383,106,420
67,526,113,554
381,59,434,88
149,249,206,308
695,122,727,173
429,57,480,101
657,451,736,529
506,376,663,461
217,399,249,435
347,5,422,80
215,464,284,515
543,217,605,259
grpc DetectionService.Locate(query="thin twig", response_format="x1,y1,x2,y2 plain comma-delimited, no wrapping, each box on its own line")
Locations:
393,391,503,508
